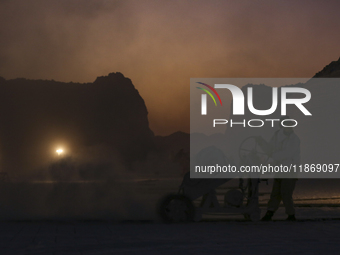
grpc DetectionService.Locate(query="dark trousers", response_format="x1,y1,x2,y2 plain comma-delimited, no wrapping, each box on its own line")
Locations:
267,178,297,215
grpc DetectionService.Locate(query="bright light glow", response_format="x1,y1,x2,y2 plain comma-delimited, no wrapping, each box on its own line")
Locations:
56,149,64,155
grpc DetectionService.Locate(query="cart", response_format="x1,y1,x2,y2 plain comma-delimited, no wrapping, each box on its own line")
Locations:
158,136,267,222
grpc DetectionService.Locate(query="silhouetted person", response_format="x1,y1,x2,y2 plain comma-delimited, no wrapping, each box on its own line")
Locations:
256,116,300,221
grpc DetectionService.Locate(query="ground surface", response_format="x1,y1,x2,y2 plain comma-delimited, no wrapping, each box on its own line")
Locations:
1,217,340,255
1,179,340,254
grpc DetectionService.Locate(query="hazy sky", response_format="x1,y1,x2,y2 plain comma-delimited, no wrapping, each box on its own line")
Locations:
1,0,339,135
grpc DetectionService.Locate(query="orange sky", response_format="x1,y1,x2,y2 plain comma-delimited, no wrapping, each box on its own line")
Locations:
0,0,339,135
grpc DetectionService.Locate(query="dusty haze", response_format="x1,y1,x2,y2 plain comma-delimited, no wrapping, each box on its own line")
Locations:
1,0,339,135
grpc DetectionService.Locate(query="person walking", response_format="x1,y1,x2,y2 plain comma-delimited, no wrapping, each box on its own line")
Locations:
256,116,300,221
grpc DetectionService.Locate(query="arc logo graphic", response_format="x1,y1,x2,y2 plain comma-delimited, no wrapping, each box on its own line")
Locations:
196,82,222,115
198,83,312,116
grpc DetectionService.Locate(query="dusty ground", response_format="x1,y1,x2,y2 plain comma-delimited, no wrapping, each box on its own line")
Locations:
1,218,340,255
1,179,340,254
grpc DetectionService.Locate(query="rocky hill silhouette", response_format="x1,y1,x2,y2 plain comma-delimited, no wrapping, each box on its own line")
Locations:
0,72,154,175
154,131,189,154
314,57,340,77
1,58,340,177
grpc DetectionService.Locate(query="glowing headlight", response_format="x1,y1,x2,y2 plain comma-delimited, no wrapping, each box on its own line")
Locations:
56,149,64,155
